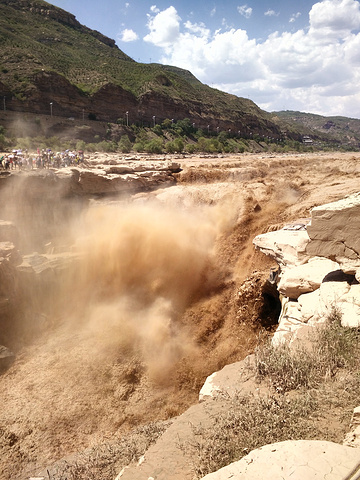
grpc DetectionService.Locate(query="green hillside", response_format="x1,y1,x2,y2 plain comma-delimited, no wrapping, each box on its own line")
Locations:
1,0,360,148
0,0,281,134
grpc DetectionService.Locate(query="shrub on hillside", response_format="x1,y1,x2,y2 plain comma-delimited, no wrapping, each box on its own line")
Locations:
144,138,163,154
118,135,132,153
165,137,184,153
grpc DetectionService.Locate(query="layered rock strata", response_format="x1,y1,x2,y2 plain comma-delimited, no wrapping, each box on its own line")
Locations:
253,191,360,344
199,191,360,409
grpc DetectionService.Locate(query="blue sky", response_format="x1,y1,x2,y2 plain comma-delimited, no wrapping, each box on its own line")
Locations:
49,0,360,118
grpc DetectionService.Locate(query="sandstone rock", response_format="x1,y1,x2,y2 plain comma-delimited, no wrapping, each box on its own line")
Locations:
271,276,360,345
298,289,323,323
68,166,175,196
17,252,78,275
271,297,303,345
344,406,360,448
337,301,360,328
278,257,339,299
318,280,351,311
306,192,360,273
287,322,319,350
199,355,266,402
200,440,360,480
254,192,360,341
341,284,360,309
253,226,310,267
281,278,360,333
105,166,135,174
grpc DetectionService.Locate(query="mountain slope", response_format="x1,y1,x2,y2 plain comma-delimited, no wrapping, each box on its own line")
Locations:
272,110,360,148
0,0,283,135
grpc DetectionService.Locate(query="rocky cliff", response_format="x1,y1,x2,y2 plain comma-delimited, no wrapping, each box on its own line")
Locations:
0,0,284,137
1,0,120,49
253,192,360,344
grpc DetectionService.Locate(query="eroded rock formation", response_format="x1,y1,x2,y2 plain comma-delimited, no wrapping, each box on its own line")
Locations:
253,191,360,344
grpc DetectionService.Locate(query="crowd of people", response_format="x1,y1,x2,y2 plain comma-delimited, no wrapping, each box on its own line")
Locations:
0,148,85,171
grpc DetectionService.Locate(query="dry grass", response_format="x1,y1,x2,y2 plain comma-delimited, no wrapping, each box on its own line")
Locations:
48,421,172,480
256,305,360,393
179,305,360,479
179,392,318,479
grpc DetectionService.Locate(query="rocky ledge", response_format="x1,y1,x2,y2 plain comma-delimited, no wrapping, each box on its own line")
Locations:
192,191,360,480
253,191,360,344
1,155,181,198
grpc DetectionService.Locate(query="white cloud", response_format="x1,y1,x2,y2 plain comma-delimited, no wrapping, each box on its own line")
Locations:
210,7,216,17
309,0,360,38
264,9,279,17
184,21,210,37
237,5,252,19
146,1,360,117
289,12,301,23
144,6,181,47
150,5,160,14
119,28,139,42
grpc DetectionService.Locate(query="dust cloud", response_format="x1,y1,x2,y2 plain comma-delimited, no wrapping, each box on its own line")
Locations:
66,199,231,383
0,173,252,479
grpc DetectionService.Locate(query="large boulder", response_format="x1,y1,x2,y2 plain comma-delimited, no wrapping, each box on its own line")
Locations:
200,440,360,480
278,257,339,299
274,273,360,343
253,223,310,267
306,192,360,276
198,355,269,402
